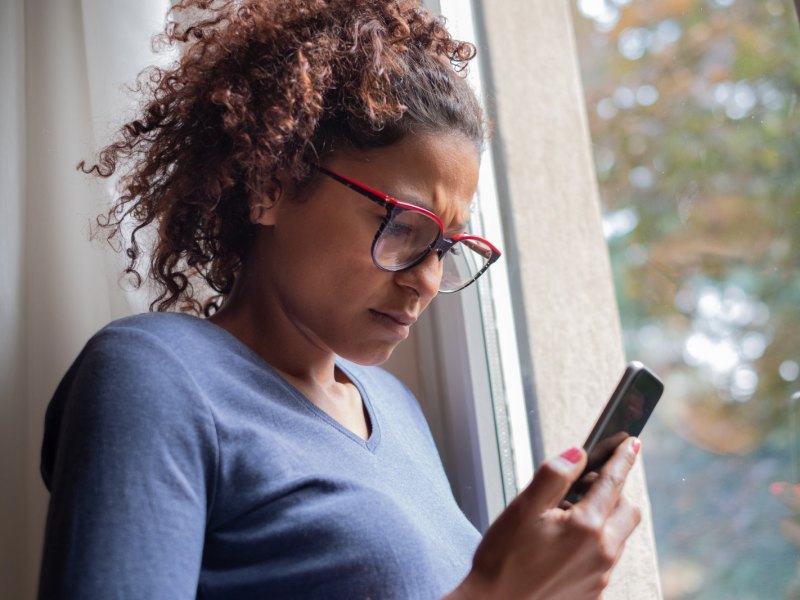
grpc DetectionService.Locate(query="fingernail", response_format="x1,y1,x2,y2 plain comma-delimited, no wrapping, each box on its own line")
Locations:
560,447,583,464
770,482,786,496
631,438,641,456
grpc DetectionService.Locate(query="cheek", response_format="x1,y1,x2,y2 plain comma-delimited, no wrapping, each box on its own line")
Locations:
278,229,380,300
269,200,389,303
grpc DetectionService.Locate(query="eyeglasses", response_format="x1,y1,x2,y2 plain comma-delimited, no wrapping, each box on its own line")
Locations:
313,165,501,293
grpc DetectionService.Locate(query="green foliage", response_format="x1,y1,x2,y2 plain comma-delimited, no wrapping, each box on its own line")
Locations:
574,0,800,438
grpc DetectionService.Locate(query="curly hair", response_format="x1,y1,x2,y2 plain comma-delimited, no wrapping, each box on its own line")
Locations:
82,0,485,315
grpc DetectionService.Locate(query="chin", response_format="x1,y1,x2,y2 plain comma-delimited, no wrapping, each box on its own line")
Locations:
340,342,400,367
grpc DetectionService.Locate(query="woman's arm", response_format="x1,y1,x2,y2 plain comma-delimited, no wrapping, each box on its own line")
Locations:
446,438,641,600
39,327,218,600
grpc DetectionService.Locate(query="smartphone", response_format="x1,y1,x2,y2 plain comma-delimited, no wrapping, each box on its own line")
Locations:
564,361,664,503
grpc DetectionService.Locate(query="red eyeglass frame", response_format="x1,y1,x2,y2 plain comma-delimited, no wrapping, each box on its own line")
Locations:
312,164,501,292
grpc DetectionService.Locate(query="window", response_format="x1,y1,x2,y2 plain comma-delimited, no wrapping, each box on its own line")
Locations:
572,1,800,597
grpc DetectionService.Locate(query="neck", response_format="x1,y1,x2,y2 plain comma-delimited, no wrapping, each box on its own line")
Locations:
209,268,370,440
209,271,338,388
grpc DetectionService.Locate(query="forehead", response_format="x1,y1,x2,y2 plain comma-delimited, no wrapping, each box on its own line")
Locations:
324,133,481,229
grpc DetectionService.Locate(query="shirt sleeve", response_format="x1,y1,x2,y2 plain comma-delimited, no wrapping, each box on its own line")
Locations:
38,325,219,600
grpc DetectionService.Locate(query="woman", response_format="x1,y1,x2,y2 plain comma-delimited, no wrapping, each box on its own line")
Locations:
39,1,642,598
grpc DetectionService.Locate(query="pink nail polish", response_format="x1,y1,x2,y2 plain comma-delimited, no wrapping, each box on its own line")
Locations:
632,438,641,456
560,447,583,464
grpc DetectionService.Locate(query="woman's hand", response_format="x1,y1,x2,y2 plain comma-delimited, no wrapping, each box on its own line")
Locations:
447,437,642,600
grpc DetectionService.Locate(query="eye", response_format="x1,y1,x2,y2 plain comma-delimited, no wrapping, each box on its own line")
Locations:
383,220,414,238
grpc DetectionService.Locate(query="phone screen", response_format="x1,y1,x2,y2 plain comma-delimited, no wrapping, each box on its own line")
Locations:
584,363,663,471
565,362,663,502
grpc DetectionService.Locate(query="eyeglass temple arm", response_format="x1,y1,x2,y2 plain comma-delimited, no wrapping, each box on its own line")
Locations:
311,164,391,209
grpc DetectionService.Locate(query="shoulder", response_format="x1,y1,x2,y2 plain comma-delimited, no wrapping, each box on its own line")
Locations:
98,311,214,348
77,312,247,374
42,313,221,488
52,311,241,419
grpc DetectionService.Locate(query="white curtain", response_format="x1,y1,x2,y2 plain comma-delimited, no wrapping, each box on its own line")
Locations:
0,0,170,596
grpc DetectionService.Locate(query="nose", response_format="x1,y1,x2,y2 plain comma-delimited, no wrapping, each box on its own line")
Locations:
393,252,442,299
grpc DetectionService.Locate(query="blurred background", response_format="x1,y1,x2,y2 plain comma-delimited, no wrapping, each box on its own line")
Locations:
571,0,800,597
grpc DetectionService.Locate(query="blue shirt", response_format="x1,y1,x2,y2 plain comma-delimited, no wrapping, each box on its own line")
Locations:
39,313,480,599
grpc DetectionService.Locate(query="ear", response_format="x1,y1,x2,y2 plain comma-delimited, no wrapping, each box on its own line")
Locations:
249,170,298,226
249,198,278,226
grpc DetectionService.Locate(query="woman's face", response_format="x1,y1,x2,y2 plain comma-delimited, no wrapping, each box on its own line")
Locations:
254,132,481,365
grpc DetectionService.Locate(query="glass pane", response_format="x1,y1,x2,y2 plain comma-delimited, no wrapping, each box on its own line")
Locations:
572,1,800,598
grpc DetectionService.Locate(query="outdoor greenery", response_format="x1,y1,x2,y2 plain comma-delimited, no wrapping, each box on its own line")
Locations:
571,0,800,597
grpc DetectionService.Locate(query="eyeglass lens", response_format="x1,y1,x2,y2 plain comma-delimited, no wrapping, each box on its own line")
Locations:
440,238,493,293
373,209,492,292
373,210,440,269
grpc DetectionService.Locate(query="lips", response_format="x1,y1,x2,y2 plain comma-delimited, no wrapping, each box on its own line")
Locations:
370,309,417,327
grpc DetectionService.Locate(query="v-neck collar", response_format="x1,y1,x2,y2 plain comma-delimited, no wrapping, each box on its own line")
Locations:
192,315,382,453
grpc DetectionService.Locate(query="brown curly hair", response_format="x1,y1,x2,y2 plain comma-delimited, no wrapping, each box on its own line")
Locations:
82,0,485,315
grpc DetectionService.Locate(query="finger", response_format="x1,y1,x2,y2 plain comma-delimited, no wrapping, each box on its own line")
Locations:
564,472,600,504
586,432,630,472
603,494,642,563
581,437,640,518
519,447,587,512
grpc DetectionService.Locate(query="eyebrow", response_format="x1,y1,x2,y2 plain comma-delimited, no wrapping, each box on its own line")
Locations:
395,192,469,234
395,192,434,214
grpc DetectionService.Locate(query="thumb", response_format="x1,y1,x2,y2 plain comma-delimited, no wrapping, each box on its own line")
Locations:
519,447,587,511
